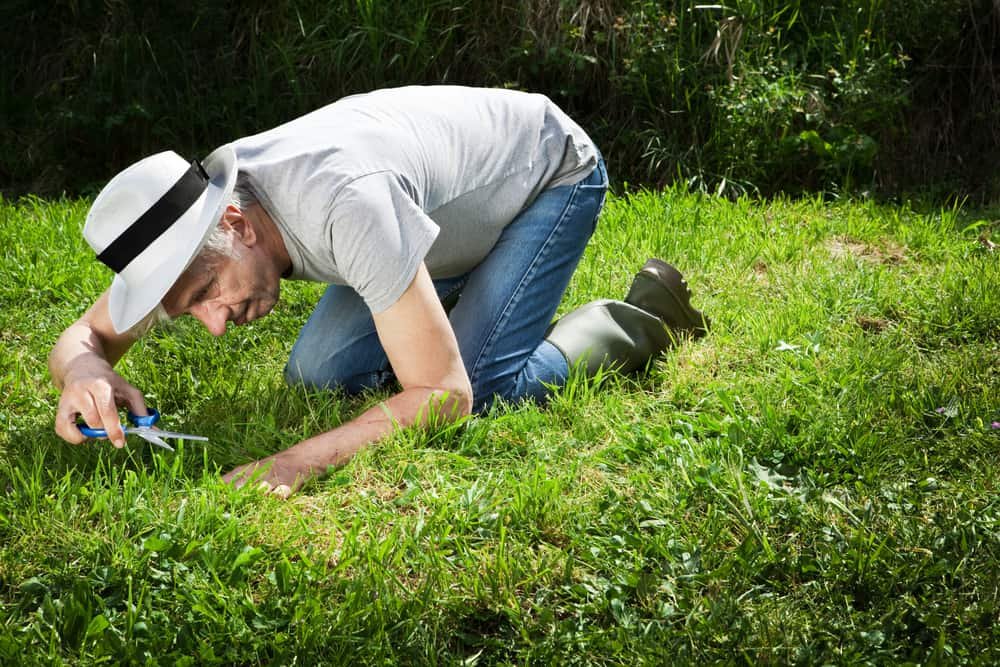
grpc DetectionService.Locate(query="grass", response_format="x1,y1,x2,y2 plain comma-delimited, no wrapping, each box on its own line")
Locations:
0,189,998,664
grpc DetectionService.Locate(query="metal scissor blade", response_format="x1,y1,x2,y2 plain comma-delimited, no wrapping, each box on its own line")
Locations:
151,430,209,442
128,428,175,452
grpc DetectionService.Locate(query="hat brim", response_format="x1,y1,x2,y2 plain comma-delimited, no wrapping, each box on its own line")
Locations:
108,145,238,333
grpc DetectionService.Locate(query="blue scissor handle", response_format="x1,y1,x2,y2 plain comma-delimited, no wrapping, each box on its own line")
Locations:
77,408,161,438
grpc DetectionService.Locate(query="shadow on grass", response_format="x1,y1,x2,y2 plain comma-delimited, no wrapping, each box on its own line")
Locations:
5,346,713,498
1,381,382,495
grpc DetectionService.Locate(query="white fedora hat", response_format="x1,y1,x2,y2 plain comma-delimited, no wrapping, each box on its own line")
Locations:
83,146,237,333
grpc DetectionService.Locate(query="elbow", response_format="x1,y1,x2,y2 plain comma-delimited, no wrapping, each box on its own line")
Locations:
402,370,473,426
456,383,474,418
429,376,473,422
444,378,474,420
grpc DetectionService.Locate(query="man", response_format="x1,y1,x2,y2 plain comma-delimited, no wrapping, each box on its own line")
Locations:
49,86,708,497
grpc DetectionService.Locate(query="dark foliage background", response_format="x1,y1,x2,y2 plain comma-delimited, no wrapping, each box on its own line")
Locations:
2,0,998,199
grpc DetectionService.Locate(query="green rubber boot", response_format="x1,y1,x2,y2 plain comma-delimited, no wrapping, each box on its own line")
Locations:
545,299,671,376
624,258,710,337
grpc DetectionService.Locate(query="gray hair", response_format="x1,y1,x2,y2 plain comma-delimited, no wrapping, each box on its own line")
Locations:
128,302,171,337
231,172,258,210
198,173,258,261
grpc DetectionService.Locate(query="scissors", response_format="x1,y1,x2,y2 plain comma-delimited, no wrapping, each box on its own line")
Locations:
76,408,208,452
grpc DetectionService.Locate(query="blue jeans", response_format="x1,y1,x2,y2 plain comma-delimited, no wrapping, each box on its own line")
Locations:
284,158,608,413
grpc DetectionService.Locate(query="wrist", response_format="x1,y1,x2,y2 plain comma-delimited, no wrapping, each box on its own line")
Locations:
62,364,112,389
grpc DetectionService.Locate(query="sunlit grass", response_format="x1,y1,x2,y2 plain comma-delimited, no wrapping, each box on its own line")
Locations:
0,191,998,664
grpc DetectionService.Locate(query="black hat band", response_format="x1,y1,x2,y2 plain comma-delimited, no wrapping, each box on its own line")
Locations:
96,160,211,274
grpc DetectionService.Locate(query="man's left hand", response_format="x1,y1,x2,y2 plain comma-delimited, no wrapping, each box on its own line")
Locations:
222,453,310,499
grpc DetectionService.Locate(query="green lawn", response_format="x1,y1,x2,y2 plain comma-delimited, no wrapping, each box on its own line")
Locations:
1,190,998,665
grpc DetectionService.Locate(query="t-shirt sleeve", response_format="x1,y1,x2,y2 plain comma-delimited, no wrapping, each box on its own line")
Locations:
325,171,440,313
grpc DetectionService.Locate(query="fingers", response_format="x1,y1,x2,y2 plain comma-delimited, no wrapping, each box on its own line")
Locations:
54,399,88,445
57,391,112,446
223,461,272,488
54,374,140,448
92,390,126,448
222,460,295,499
116,382,149,417
262,482,293,499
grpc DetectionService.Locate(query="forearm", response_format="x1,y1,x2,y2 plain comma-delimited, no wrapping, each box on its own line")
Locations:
49,324,112,389
225,263,475,495
282,385,469,474
50,292,137,389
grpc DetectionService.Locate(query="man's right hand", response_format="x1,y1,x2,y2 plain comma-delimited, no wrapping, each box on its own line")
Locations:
49,289,145,449
54,365,148,448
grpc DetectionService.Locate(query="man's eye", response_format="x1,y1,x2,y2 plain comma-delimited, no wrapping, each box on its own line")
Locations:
193,282,212,302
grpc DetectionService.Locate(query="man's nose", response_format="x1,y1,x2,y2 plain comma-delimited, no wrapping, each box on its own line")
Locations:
191,302,228,336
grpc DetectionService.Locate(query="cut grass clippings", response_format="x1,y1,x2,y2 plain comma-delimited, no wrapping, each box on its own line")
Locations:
0,190,998,664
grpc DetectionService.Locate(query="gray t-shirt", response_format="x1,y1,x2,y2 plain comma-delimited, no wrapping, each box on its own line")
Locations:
230,86,599,313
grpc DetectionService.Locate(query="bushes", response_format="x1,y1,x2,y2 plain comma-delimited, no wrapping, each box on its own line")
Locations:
2,0,997,199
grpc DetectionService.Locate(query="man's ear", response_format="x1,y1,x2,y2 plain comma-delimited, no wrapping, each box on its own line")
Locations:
220,205,258,247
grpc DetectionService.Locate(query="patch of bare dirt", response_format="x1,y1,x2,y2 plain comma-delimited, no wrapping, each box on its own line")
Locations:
856,315,892,333
751,260,769,285
826,236,907,264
